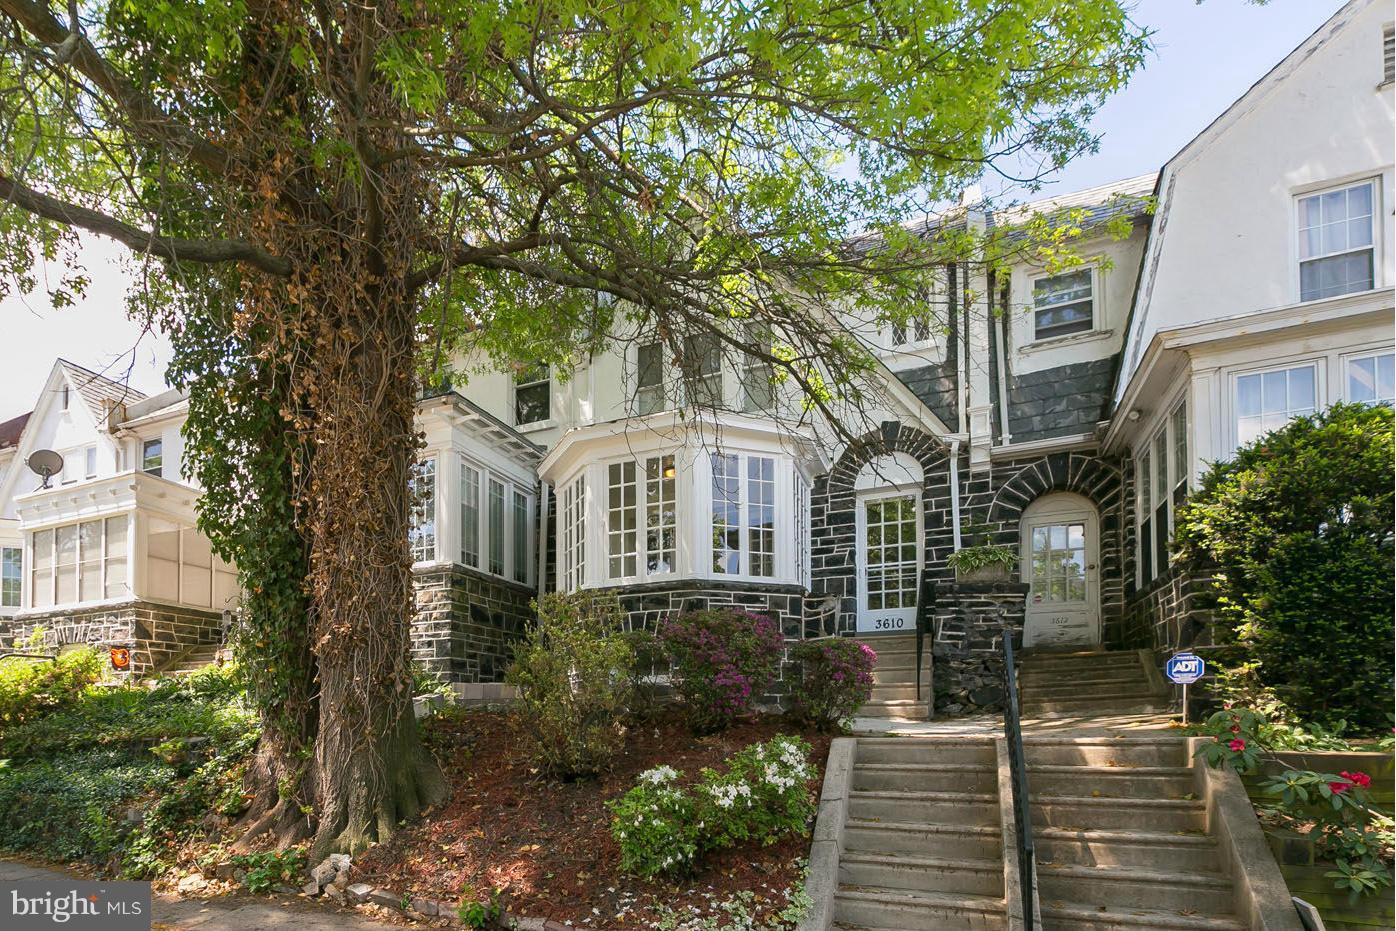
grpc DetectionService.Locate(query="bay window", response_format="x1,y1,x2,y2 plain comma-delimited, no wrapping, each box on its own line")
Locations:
453,455,535,585
488,478,506,575
409,457,437,563
1235,364,1316,446
460,463,480,568
711,452,776,578
607,461,638,578
607,455,678,581
644,456,676,574
512,491,530,584
560,476,586,591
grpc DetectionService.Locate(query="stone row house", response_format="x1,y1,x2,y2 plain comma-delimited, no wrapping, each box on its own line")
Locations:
2,0,1391,713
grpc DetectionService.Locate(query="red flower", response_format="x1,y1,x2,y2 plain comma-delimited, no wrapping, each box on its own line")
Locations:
1229,724,1241,734
1340,771,1371,789
1328,781,1350,794
1227,738,1246,752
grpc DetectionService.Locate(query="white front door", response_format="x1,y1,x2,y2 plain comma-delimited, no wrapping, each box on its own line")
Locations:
1020,495,1100,649
857,492,921,635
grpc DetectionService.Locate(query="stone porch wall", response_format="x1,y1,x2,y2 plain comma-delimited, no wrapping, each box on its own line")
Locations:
5,601,223,675
411,565,535,684
930,581,1028,714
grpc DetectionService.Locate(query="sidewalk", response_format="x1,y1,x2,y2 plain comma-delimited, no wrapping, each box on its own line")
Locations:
0,859,418,931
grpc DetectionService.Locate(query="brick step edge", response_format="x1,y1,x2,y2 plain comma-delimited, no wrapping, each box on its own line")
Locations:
336,881,581,930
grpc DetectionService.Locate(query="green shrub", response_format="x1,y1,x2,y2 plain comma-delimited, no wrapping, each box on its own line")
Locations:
620,628,668,722
608,736,816,878
225,847,306,893
0,647,102,728
0,749,174,862
507,591,634,779
789,639,876,732
1174,403,1394,730
659,609,784,733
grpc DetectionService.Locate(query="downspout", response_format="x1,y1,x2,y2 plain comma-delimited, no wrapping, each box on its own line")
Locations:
949,437,963,552
537,480,550,599
994,283,1013,447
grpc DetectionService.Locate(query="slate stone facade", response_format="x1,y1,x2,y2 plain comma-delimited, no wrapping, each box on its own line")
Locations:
1006,357,1115,442
6,600,223,674
930,581,1029,714
410,565,535,684
602,578,807,639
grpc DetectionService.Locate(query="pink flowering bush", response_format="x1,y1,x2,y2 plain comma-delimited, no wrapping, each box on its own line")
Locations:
658,609,784,733
789,638,877,732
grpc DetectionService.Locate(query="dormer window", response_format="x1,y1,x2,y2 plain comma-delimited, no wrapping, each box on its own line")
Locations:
1032,269,1094,340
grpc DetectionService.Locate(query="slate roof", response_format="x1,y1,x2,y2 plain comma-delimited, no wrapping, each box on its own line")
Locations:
57,359,147,423
0,412,30,450
990,173,1157,230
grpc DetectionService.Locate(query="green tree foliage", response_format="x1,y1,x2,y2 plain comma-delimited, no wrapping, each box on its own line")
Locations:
0,0,1149,853
1173,403,1394,730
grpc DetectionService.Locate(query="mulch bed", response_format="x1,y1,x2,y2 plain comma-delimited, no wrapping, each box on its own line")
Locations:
351,707,832,929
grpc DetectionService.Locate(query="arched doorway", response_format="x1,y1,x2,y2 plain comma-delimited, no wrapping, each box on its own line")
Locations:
1019,492,1100,649
854,453,923,635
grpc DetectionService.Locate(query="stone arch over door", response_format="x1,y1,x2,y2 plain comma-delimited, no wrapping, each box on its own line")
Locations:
983,451,1126,642
810,424,952,636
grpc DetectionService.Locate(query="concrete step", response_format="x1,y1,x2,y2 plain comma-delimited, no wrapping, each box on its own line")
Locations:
1039,901,1245,931
839,852,1003,898
1035,827,1222,872
870,665,922,686
849,790,999,826
1023,737,1189,768
852,762,999,794
1029,795,1206,832
1020,679,1151,698
834,888,1006,931
868,683,924,702
1022,697,1169,715
1019,666,1146,684
856,738,996,766
1022,650,1141,668
1026,765,1195,799
843,820,1002,860
1038,863,1235,914
859,699,929,720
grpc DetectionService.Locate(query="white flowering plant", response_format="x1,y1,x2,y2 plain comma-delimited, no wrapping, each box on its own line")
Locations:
607,765,700,879
607,737,817,879
697,736,815,850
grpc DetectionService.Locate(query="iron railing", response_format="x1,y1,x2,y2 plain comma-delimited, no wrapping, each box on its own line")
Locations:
1001,626,1035,931
913,579,936,702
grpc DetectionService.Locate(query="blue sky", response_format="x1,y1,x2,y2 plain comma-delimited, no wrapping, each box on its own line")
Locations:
1,0,1349,422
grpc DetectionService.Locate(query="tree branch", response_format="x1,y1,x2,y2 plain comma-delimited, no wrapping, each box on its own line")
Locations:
0,172,291,275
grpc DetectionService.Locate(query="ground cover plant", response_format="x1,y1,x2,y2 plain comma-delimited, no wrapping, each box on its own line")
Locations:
351,706,831,929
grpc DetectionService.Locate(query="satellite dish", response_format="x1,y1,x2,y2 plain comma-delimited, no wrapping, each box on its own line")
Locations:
27,449,63,489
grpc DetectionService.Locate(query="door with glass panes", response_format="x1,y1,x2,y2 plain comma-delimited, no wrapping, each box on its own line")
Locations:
857,492,921,634
1019,494,1099,649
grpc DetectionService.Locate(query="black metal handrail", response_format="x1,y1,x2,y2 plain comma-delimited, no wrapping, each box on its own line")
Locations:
1001,626,1035,931
913,579,936,702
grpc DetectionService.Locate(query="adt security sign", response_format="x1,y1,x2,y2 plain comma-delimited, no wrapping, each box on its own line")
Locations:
1165,652,1205,684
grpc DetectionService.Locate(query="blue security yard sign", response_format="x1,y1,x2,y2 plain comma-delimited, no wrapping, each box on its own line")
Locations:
1165,652,1205,684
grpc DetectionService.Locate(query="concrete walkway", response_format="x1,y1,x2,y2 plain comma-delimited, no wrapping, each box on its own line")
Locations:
0,859,416,930
851,710,1180,736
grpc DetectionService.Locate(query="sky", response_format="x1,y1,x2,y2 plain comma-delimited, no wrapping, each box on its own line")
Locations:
0,0,1349,423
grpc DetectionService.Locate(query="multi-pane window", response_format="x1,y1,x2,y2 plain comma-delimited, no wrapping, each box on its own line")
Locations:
1029,523,1087,603
561,476,586,590
740,323,774,413
1032,269,1093,340
864,496,918,610
1,546,21,608
636,343,665,415
27,517,132,607
460,463,480,568
409,458,437,563
142,439,163,477
645,456,676,574
794,474,810,588
1136,399,1189,585
891,315,933,349
512,491,530,584
684,333,723,407
747,457,776,577
1235,364,1317,446
711,453,741,573
607,461,638,579
1347,352,1395,404
488,478,506,575
1298,181,1375,301
513,362,550,426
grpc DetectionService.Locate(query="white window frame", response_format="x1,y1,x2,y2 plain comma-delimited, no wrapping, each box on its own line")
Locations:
1,545,21,609
1343,349,1395,405
1230,360,1321,450
141,438,163,477
709,451,781,581
603,453,680,584
460,461,481,569
1134,395,1188,588
683,333,725,408
559,475,587,591
634,342,667,415
26,515,141,610
1029,266,1097,343
409,457,438,564
512,362,551,427
84,445,97,479
1294,178,1379,303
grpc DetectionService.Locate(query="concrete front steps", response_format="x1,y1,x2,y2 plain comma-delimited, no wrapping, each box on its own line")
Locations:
855,634,930,721
1024,736,1246,931
834,737,1007,931
1018,649,1170,718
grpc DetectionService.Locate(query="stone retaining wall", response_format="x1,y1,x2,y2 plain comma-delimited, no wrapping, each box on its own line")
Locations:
6,601,223,674
411,565,536,684
930,581,1028,714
